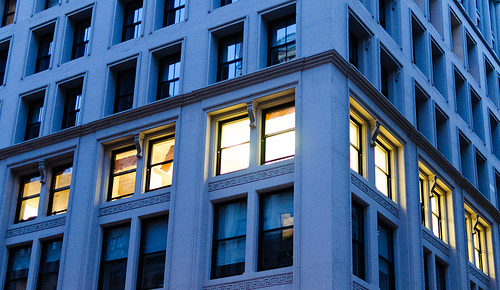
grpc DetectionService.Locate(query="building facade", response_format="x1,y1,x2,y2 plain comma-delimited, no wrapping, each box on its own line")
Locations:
0,0,499,289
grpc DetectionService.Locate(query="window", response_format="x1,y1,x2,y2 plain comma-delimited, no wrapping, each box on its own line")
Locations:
378,220,395,290
45,0,57,10
2,0,15,27
466,32,479,82
212,199,247,279
450,10,464,64
414,83,432,140
411,14,428,76
352,200,365,279
268,15,296,66
137,216,167,289
157,53,180,100
435,261,446,290
71,18,90,60
423,251,430,290
348,12,372,75
258,188,293,271
459,132,474,182
61,86,82,129
0,48,7,85
217,116,250,175
217,33,243,82
379,46,401,104
37,239,63,290
485,58,497,105
350,117,362,174
220,0,238,7
122,0,143,42
99,225,130,290
163,0,184,27
471,89,484,141
420,169,448,240
108,146,137,201
146,137,174,191
4,245,31,289
375,141,391,198
48,165,72,215
25,98,44,140
114,68,135,113
465,205,490,273
490,112,500,159
16,174,41,223
35,32,53,73
431,39,446,97
435,105,451,160
475,150,488,196
261,103,295,164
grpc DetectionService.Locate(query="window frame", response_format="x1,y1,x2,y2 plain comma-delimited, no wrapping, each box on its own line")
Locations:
47,164,72,215
260,101,295,165
217,32,243,82
163,0,185,27
37,238,63,290
267,14,296,66
71,18,91,60
35,32,54,74
122,0,143,42
216,114,251,175
157,53,180,100
15,173,41,223
145,136,175,192
108,145,137,201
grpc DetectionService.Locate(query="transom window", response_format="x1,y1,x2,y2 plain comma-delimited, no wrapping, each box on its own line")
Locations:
268,15,296,66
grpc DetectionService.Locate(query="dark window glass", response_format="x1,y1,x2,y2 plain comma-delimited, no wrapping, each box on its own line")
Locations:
378,220,395,290
25,99,44,141
2,0,16,27
212,199,247,279
0,49,7,85
258,189,293,271
45,0,57,10
146,137,174,191
37,239,63,290
108,146,137,201
349,32,358,67
71,18,90,60
435,261,446,290
35,33,53,73
261,103,295,164
48,165,72,215
423,251,430,290
16,174,41,223
122,0,143,42
381,65,389,98
164,0,184,27
352,201,365,279
62,86,82,129
137,216,168,290
379,0,387,28
4,245,31,290
220,0,238,6
268,15,296,66
217,33,243,82
99,225,130,290
157,53,180,100
114,68,135,113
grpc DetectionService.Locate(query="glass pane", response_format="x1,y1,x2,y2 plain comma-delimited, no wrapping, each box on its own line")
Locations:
101,259,127,290
54,167,72,189
350,120,359,147
38,272,58,290
265,131,295,163
265,106,295,135
379,258,391,290
51,189,69,213
350,146,359,172
217,201,247,239
142,217,168,254
105,226,130,261
432,216,440,237
19,197,39,221
378,224,392,260
430,196,438,215
216,237,246,266
22,176,41,197
260,228,293,270
140,252,165,289
220,143,250,174
375,167,388,196
375,144,388,173
149,163,172,190
151,139,175,165
221,118,250,148
111,171,136,198
10,247,31,275
114,149,137,174
262,190,294,231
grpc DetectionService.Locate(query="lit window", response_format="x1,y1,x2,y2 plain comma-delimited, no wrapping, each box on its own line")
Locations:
16,175,41,223
146,137,174,191
378,219,395,290
430,189,443,239
350,118,362,174
99,225,130,290
71,18,90,60
35,32,53,73
262,103,295,164
352,200,365,279
109,147,137,201
217,33,243,81
61,86,82,129
37,239,63,289
164,0,184,27
465,205,490,273
45,0,57,10
122,0,143,42
114,68,135,113
212,199,247,279
375,142,391,198
258,188,293,271
5,245,31,289
25,98,44,141
157,53,180,100
2,0,16,27
138,216,167,289
48,165,72,215
217,116,250,175
268,15,296,66
420,169,448,240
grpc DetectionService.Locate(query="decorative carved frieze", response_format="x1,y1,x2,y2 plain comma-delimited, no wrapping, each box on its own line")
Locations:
6,217,66,238
99,193,170,216
203,273,293,290
351,174,399,218
421,229,450,256
469,264,490,286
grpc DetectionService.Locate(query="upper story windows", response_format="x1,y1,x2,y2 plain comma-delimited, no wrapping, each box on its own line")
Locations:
164,0,185,27
261,104,295,164
268,15,296,66
115,68,136,113
27,23,56,76
350,117,362,175
61,85,82,130
16,174,41,223
122,0,143,42
1,0,15,27
49,165,72,215
35,32,53,74
25,98,44,141
218,116,250,175
71,18,90,60
158,53,180,100
0,44,8,85
217,33,243,82
220,0,238,7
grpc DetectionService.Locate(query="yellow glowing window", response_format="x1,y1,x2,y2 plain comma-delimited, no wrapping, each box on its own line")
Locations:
49,165,72,215
109,147,137,200
350,118,361,174
262,103,295,164
430,190,442,239
374,142,391,198
17,175,41,223
217,116,250,175
147,137,175,191
473,228,483,271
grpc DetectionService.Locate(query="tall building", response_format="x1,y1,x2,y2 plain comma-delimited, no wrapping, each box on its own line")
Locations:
0,0,500,289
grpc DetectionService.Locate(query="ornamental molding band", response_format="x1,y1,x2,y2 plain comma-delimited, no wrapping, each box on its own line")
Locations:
421,229,450,256
353,281,368,290
99,193,170,216
469,265,490,286
208,164,294,192
351,174,399,218
6,217,66,238
202,273,293,290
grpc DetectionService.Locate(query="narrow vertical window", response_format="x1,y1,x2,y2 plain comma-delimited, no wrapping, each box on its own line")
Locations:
164,0,185,27
137,216,167,290
16,175,41,222
420,178,426,226
48,166,72,215
99,225,130,290
61,86,82,129
37,239,63,290
2,0,16,27
473,228,483,271
435,261,446,290
378,220,395,290
114,68,135,113
268,15,296,66
217,116,250,175
109,147,137,200
212,199,247,279
349,32,359,67
25,98,44,140
35,32,53,73
157,53,180,100
4,245,31,289
146,137,174,191
430,190,443,239
0,49,7,85
375,142,391,198
122,0,143,42
423,251,430,290
71,18,90,60
217,33,243,81
379,0,387,28
262,103,295,164
352,201,365,279
350,118,362,174
44,0,57,10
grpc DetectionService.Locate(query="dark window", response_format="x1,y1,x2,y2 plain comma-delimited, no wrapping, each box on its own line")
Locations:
99,225,130,290
258,189,293,271
48,165,72,215
35,33,53,73
435,261,446,290
4,245,31,290
146,137,174,191
0,49,7,85
2,0,15,27
268,15,296,66
114,68,135,113
137,216,168,289
37,239,63,290
423,251,430,290
217,33,243,82
122,0,143,42
163,0,184,27
350,117,362,174
216,115,250,175
381,65,389,98
379,0,387,28
261,103,295,164
45,0,57,10
212,199,247,279
349,32,359,67
352,201,365,279
71,18,90,60
157,53,180,100
378,220,395,290
108,146,137,201
25,99,44,140
221,0,238,7
16,174,41,223
61,86,82,129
